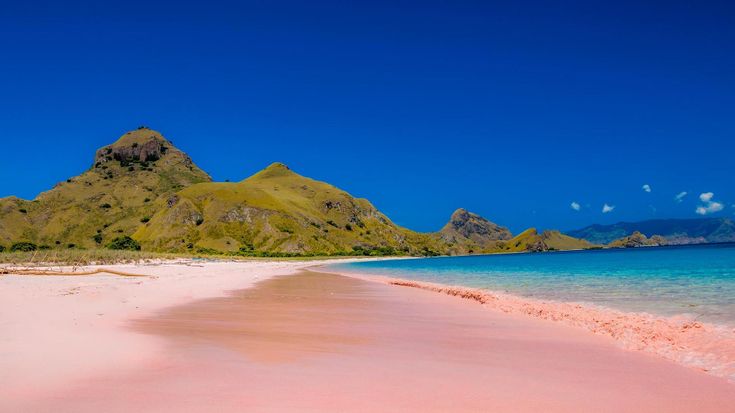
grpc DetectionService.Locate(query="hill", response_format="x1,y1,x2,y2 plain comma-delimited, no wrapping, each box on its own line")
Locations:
437,208,512,253
0,128,211,248
135,162,452,256
493,228,596,253
567,218,735,245
607,231,667,248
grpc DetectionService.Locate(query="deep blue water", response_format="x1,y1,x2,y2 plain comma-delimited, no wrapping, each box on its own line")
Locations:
328,244,735,326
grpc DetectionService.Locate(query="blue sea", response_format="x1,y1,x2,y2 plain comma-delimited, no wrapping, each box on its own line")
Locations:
328,243,735,327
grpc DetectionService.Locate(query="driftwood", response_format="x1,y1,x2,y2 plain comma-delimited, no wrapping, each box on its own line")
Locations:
0,268,147,277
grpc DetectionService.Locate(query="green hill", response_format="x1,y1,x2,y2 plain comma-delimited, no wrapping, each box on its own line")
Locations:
493,228,596,253
0,127,211,249
135,162,449,256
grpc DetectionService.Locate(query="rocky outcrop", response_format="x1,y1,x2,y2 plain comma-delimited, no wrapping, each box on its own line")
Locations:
439,208,512,246
608,231,667,248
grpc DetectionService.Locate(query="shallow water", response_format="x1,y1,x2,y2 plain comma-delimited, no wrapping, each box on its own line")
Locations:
329,244,735,327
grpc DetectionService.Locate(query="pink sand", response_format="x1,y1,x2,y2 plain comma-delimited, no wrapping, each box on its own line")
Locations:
3,268,733,412
327,271,735,382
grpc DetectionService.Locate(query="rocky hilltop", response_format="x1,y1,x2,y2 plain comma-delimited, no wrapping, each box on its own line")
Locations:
439,208,511,251
0,127,211,248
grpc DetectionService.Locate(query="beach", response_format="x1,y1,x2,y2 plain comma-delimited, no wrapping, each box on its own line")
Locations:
2,260,734,412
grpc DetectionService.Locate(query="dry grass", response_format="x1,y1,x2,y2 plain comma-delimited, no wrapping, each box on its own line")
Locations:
0,248,367,267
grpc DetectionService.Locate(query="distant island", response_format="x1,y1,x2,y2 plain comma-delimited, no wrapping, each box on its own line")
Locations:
1,127,732,257
566,217,735,246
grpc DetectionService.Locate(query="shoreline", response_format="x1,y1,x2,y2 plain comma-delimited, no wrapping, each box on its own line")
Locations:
318,266,735,382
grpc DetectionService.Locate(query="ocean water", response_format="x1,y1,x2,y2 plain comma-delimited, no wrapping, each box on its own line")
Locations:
328,243,735,327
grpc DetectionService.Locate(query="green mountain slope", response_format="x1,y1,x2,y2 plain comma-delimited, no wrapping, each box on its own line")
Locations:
135,162,447,255
0,128,211,248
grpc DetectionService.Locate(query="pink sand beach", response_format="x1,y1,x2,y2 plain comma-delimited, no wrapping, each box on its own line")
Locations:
2,262,734,412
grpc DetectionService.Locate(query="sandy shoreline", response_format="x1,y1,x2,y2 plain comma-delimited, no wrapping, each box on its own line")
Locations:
2,260,734,412
0,259,365,409
320,268,735,382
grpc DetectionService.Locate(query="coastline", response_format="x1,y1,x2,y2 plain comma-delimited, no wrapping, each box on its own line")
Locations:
319,266,735,382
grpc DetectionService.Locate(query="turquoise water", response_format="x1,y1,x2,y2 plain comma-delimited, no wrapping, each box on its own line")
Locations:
328,244,735,327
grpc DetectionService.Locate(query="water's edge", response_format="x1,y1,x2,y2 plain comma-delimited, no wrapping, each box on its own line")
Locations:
317,266,735,383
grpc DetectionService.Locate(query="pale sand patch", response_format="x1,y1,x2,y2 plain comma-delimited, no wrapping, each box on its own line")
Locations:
0,258,367,408
14,270,735,412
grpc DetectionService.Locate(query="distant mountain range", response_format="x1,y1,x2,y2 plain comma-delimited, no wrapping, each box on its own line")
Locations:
0,128,596,256
567,218,735,245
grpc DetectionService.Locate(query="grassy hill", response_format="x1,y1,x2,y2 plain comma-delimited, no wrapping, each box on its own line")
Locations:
493,228,596,253
0,128,211,249
135,162,452,256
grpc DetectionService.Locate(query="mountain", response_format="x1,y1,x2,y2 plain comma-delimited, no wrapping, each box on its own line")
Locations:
493,228,596,253
437,208,512,253
567,218,735,245
0,127,211,248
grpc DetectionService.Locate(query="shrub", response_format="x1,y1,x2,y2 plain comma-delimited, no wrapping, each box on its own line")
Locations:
92,233,103,244
143,198,151,203
0,245,5,253
67,243,76,249
195,217,204,226
11,242,38,252
107,236,141,251
140,216,151,223
100,203,112,209
18,208,27,214
345,224,352,231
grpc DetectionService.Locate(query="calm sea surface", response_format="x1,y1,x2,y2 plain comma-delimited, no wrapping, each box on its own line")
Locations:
327,243,735,327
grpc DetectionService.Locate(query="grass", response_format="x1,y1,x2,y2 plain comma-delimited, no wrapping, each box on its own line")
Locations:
0,248,387,266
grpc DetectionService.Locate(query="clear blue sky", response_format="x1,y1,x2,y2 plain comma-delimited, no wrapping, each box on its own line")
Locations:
1,0,733,233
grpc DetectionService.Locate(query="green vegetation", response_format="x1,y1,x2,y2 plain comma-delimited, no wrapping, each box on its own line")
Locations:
10,242,38,252
107,236,141,251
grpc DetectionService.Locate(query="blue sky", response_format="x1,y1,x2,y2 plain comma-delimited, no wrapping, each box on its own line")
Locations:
1,0,733,233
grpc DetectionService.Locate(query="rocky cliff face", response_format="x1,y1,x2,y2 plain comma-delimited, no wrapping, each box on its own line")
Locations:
439,209,511,244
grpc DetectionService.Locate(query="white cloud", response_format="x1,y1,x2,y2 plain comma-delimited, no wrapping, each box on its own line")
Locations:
602,203,615,213
642,184,651,193
570,201,580,211
696,202,723,215
674,191,687,203
695,192,723,215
